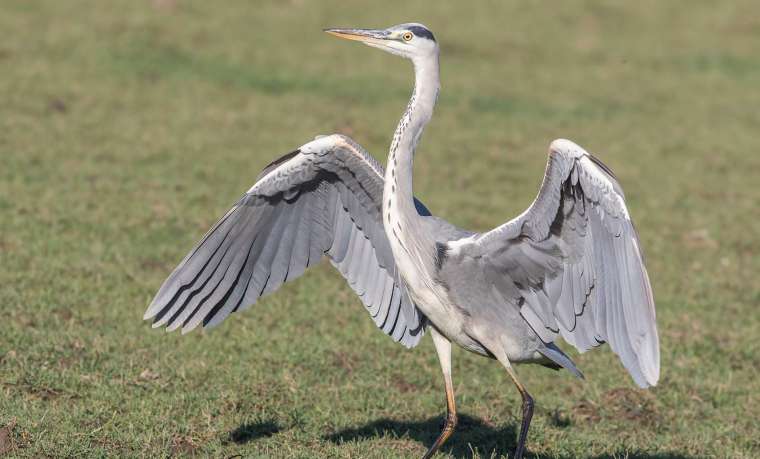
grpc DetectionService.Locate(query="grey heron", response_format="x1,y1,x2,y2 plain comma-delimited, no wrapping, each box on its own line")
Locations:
143,23,659,458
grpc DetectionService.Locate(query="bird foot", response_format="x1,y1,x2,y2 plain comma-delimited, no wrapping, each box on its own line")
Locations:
421,413,458,459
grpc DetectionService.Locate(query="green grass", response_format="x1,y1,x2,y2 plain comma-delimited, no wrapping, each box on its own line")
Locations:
2,1,759,457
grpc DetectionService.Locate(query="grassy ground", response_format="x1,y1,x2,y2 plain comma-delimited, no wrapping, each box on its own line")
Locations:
2,1,759,457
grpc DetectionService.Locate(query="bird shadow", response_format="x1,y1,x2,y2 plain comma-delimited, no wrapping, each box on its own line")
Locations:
326,414,516,457
227,419,281,445
325,413,696,459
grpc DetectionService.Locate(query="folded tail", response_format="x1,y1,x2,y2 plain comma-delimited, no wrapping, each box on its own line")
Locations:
538,343,584,379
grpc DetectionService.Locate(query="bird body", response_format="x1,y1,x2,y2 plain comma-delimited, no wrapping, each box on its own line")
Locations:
144,23,659,458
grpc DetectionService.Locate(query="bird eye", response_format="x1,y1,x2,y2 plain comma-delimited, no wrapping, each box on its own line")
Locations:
402,32,413,42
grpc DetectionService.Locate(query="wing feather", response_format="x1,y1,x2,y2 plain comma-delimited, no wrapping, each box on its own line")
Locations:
145,134,426,348
261,196,304,296
451,139,659,387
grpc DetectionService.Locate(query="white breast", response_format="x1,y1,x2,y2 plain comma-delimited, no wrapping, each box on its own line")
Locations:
384,213,474,346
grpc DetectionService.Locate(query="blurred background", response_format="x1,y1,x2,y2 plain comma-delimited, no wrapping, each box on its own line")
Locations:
1,1,758,457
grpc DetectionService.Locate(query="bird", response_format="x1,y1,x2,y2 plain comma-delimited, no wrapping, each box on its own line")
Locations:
143,23,660,459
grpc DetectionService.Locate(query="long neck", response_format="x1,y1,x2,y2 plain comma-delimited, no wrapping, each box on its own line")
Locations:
383,54,439,231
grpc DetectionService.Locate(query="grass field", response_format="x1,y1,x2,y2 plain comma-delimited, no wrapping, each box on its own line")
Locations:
2,1,759,457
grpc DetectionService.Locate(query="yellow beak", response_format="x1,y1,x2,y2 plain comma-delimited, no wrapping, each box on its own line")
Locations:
324,28,388,45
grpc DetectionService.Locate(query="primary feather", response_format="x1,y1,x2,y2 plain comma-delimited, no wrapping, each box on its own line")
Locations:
144,134,427,348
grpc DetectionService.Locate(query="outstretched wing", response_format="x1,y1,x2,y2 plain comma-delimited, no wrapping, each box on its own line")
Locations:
144,134,427,348
449,139,659,387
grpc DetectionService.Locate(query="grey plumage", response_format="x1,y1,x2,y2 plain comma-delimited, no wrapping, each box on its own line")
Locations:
144,136,426,347
144,22,659,459
442,139,658,387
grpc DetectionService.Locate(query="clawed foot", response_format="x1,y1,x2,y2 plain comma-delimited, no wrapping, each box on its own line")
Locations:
421,413,458,459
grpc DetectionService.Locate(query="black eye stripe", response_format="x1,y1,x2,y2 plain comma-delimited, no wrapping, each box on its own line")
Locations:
407,25,435,42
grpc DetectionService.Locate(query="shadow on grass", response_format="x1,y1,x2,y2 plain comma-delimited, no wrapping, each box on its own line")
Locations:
228,419,281,445
325,413,696,459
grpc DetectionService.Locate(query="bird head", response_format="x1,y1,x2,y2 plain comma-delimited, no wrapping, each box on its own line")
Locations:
324,23,438,62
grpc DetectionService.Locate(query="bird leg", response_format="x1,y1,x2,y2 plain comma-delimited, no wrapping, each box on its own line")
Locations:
503,363,533,459
422,328,457,459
